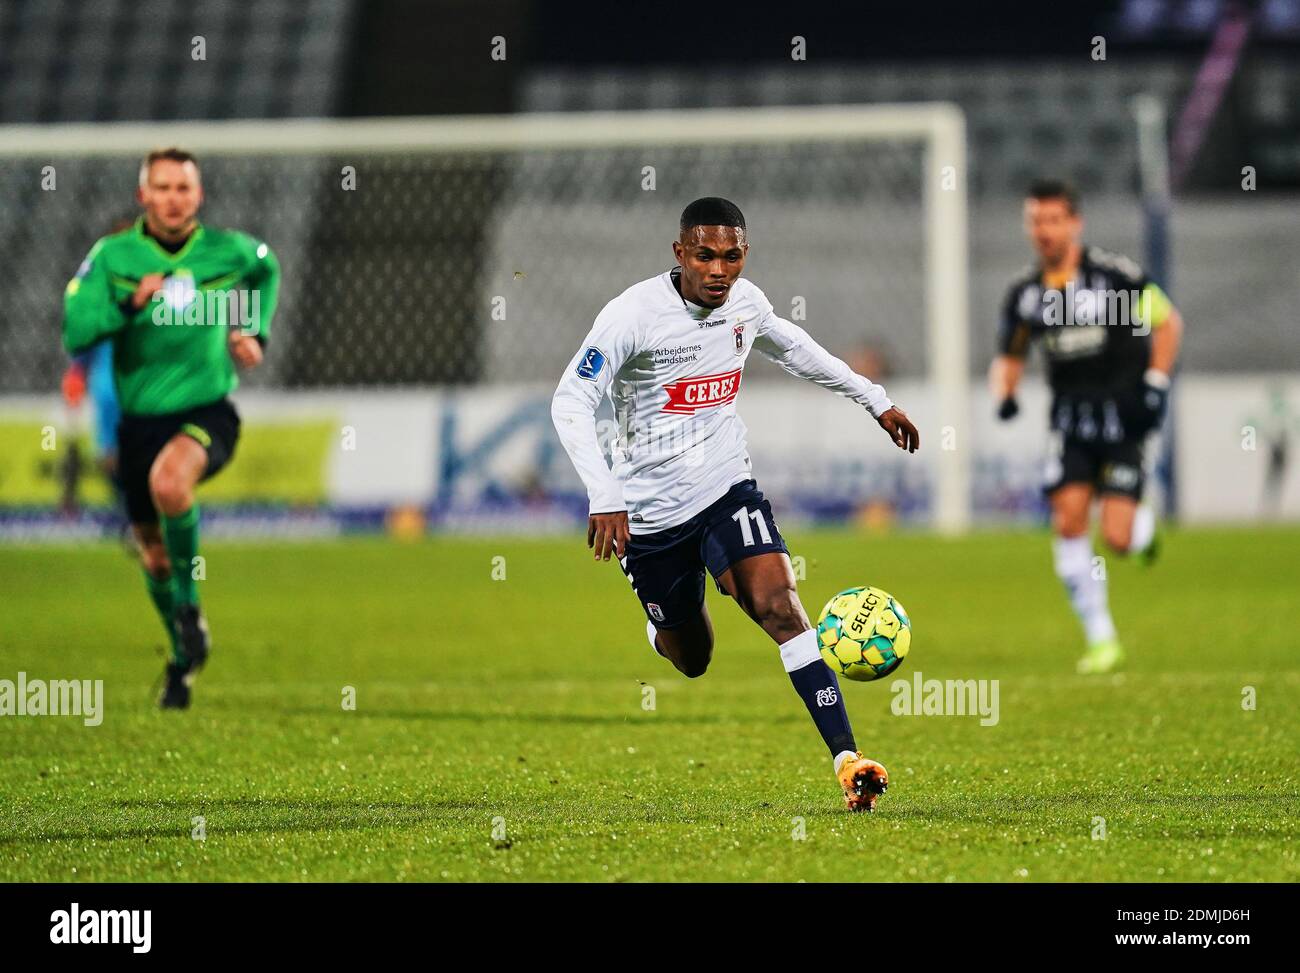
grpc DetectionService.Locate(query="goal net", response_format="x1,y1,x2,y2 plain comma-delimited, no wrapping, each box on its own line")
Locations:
0,105,970,533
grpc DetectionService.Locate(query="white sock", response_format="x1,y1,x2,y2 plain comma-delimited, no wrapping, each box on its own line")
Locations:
646,619,659,655
1129,504,1156,554
833,750,858,773
1052,535,1117,645
777,629,822,672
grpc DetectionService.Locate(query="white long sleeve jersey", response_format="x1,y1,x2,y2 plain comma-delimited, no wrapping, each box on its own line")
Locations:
551,270,893,534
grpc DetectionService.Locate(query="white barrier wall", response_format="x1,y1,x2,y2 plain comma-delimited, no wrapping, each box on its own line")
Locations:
1174,374,1300,521
3,374,1298,525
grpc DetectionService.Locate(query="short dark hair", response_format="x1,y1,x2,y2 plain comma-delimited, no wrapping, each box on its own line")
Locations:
679,197,746,235
1027,178,1079,214
139,147,199,186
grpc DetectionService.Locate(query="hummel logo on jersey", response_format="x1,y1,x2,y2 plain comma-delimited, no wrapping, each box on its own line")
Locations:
815,687,839,707
661,368,742,414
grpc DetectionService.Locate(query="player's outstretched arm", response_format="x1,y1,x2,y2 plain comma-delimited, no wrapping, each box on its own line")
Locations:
551,305,637,559
753,312,917,452
553,375,632,559
877,406,920,453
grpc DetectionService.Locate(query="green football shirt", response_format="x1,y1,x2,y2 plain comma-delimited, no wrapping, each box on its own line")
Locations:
63,217,281,416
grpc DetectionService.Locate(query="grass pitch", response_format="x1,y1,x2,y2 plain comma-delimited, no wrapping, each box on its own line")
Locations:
0,526,1296,882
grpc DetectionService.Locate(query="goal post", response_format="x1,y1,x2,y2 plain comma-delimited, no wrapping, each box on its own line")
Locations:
920,106,971,535
0,104,970,533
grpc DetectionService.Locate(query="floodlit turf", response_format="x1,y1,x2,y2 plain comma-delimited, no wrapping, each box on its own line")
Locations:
0,525,1296,882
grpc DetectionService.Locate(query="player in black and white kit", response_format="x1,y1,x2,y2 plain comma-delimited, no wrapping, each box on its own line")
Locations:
990,180,1184,674
552,198,920,811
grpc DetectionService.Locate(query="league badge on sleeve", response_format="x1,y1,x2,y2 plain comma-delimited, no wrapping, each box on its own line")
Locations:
576,346,607,382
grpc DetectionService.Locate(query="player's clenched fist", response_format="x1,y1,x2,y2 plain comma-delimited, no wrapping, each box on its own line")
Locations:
587,510,630,561
228,333,263,368
877,406,920,453
129,272,167,310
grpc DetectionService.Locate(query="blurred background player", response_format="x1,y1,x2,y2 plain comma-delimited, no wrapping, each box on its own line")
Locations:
58,342,120,515
990,179,1184,674
552,198,919,811
61,148,280,708
1247,384,1299,518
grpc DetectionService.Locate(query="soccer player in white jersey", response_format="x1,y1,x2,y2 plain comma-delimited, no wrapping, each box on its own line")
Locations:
552,198,920,811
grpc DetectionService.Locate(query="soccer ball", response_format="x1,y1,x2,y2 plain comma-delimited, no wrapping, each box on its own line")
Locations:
816,586,912,682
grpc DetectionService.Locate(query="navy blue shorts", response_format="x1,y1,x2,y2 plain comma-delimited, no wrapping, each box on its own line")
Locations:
619,479,789,629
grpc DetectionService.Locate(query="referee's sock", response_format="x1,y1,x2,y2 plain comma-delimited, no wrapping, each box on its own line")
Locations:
162,504,202,606
143,570,183,663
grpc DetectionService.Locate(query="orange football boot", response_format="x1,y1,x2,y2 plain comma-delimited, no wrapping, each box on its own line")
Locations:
837,753,889,812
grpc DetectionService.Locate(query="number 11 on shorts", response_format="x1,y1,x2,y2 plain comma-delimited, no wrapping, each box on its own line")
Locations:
733,506,773,547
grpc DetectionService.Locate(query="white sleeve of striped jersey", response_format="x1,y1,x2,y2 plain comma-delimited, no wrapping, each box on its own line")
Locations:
550,302,637,515
753,306,894,419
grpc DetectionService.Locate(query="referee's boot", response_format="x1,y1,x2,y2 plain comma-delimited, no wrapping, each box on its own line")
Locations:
159,605,211,709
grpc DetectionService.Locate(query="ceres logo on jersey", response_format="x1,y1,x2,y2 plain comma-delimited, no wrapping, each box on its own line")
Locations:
661,368,742,414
